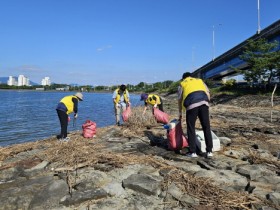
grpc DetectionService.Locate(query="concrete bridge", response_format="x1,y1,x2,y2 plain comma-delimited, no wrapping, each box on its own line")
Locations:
192,19,280,81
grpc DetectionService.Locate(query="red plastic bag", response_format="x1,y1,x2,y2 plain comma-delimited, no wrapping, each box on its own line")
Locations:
122,105,131,122
167,121,188,150
153,108,169,124
82,120,96,138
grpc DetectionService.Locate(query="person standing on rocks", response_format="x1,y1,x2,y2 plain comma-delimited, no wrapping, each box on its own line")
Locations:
56,92,83,141
140,93,164,115
113,84,130,126
178,72,213,158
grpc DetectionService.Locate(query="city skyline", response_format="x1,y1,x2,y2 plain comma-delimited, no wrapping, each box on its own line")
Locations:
6,75,51,86
0,0,279,85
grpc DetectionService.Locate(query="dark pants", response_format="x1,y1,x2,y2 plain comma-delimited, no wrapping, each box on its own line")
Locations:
158,98,164,112
56,109,68,139
186,105,213,153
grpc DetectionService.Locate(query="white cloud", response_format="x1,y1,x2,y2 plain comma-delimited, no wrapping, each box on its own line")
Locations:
96,45,112,52
15,65,44,73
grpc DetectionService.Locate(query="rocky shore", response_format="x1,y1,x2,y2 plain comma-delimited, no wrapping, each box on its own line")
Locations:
0,94,279,210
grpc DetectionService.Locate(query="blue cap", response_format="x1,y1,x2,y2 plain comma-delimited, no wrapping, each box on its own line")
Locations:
140,93,148,101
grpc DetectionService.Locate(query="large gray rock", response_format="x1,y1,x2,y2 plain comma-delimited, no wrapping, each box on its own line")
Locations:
236,164,275,181
24,160,49,173
0,166,24,182
103,181,126,197
249,182,275,200
29,179,69,209
205,156,248,171
266,192,280,206
195,169,248,191
74,168,111,190
255,175,280,185
0,175,55,210
60,188,108,207
167,182,200,206
165,160,204,175
122,174,162,196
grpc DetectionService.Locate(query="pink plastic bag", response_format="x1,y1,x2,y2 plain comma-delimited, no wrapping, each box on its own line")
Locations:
122,105,131,122
167,121,188,150
82,120,96,138
153,108,169,124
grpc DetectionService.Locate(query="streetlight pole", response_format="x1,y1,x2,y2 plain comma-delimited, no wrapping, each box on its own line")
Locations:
212,25,215,61
212,24,222,61
257,0,261,34
192,46,195,70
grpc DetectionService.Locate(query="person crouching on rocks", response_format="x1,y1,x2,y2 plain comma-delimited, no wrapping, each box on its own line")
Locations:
112,84,130,126
140,93,164,115
56,92,83,141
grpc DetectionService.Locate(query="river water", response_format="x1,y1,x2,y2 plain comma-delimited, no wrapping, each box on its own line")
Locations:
0,90,141,147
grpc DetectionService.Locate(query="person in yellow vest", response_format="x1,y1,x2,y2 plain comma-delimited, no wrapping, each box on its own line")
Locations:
56,92,83,141
140,93,164,114
178,72,213,158
113,84,130,126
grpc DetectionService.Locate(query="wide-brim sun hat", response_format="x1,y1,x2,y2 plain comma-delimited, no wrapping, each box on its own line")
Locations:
75,92,83,101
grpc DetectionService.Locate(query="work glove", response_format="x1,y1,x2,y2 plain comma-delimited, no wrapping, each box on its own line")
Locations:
74,113,78,119
178,112,182,120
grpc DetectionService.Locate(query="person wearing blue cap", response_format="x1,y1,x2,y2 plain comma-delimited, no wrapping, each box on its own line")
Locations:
140,93,164,115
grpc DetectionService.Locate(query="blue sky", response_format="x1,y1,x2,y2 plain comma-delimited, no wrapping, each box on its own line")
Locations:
0,0,279,86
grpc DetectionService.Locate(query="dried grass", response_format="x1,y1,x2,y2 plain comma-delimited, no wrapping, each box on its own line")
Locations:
127,106,158,129
119,106,159,138
0,100,277,209
163,170,259,210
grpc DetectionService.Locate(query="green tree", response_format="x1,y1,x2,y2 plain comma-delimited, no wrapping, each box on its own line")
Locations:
167,80,180,94
239,38,280,85
136,82,145,90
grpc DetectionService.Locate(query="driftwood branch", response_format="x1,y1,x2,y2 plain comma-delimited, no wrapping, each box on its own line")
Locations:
54,162,88,172
270,84,277,122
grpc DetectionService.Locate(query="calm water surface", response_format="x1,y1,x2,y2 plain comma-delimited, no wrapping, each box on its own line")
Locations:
0,90,141,147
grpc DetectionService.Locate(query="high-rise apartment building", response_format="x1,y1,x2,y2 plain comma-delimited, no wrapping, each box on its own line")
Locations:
41,77,51,86
7,76,17,86
17,75,30,86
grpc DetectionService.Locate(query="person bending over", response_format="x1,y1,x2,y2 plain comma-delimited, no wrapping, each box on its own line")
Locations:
140,93,164,114
178,72,213,158
56,92,83,141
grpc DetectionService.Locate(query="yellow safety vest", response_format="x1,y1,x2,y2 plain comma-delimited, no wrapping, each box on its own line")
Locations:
146,94,161,106
60,95,79,114
114,88,129,104
180,77,207,108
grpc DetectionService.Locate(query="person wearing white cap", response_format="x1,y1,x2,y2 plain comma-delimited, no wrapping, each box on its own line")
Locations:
56,92,83,141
